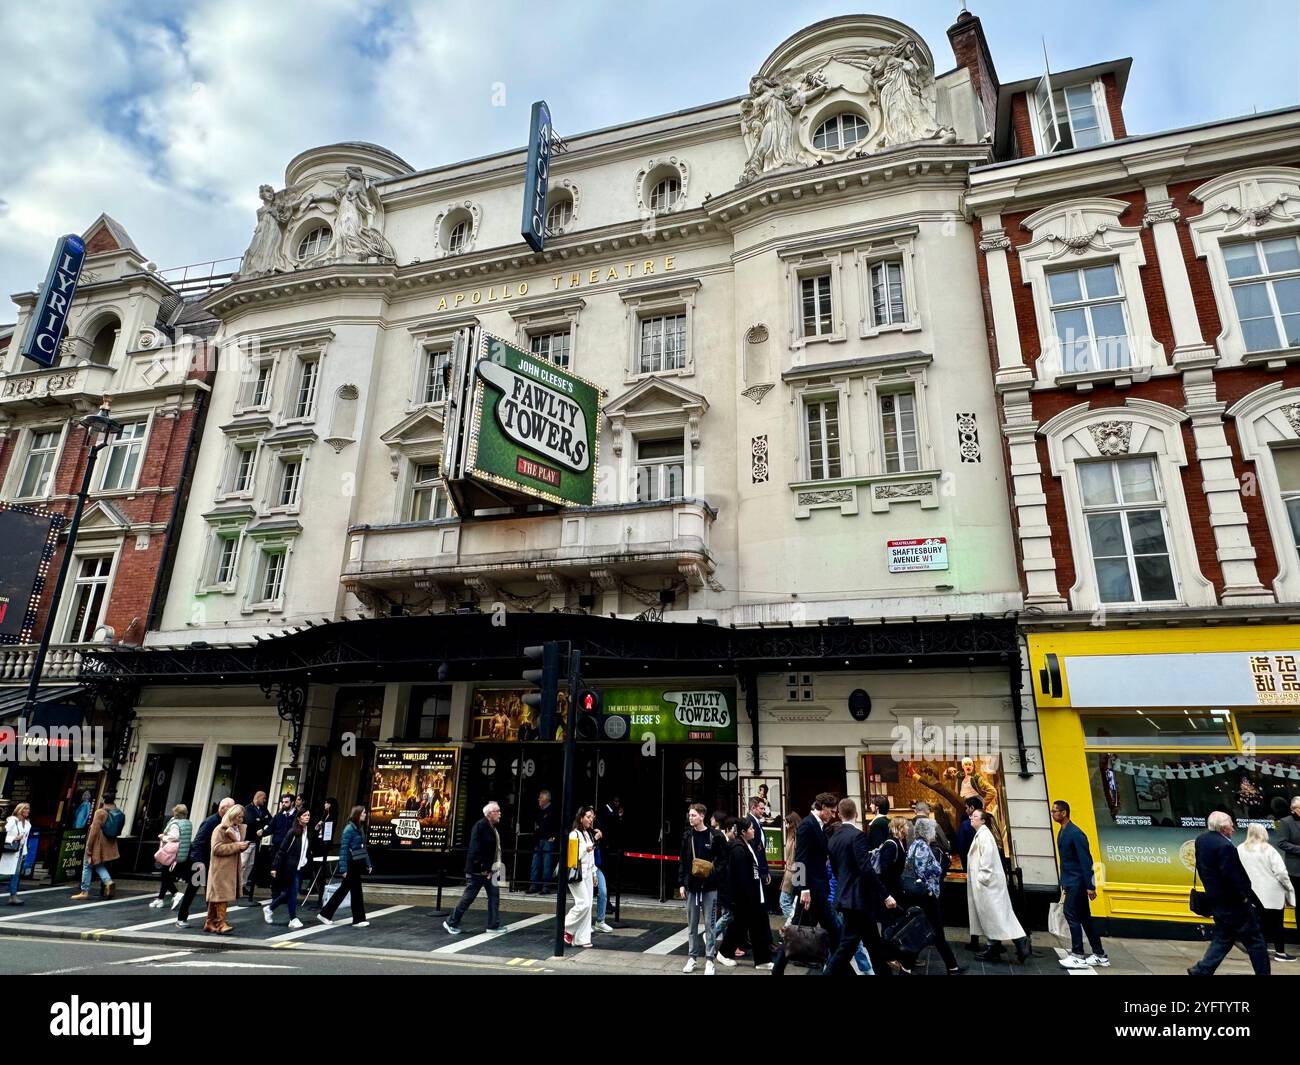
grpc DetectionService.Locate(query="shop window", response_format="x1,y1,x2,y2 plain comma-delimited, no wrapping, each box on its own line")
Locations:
1088,751,1300,832
1235,711,1300,749
786,673,814,702
407,685,452,741
1081,710,1234,749
1078,457,1177,604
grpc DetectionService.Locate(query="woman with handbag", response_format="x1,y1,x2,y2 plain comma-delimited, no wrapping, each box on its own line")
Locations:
876,817,913,972
150,804,192,909
318,806,372,927
2,803,32,905
564,806,598,948
266,806,315,929
678,803,725,973
901,818,963,974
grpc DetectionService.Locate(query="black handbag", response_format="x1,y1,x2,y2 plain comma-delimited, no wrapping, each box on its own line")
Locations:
884,905,934,956
1189,868,1213,918
780,902,830,964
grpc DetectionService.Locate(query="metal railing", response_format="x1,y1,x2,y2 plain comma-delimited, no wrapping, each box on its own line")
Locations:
157,256,243,296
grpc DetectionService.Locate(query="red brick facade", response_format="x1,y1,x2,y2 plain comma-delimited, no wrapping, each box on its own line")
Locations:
0,397,208,644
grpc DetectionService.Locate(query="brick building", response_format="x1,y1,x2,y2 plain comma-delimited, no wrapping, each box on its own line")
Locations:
0,215,218,859
958,9,1300,929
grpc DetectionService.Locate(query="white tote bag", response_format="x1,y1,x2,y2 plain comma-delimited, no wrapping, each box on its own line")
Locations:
1047,890,1070,939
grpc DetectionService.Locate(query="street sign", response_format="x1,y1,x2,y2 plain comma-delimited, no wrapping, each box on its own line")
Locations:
21,234,87,368
521,101,553,252
887,536,949,573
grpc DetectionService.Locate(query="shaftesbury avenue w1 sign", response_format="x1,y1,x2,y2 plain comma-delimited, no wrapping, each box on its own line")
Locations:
21,234,87,368
460,332,600,508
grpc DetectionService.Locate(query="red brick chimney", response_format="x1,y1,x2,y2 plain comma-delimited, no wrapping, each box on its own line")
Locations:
948,9,999,141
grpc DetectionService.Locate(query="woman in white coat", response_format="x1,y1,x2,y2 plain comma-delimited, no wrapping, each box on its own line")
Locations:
2,803,33,905
1238,823,1297,963
564,806,598,948
967,809,1031,963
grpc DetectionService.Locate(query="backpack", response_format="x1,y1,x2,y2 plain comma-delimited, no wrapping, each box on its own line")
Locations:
102,808,125,840
901,842,928,896
868,837,896,877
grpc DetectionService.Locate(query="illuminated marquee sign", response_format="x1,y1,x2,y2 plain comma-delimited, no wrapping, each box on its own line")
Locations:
0,503,65,644
459,333,601,508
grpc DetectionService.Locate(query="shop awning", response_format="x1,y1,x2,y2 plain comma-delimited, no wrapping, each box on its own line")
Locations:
75,613,1021,687
0,685,86,724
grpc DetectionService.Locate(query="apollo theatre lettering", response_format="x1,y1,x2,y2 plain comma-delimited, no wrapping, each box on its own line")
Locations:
477,360,591,473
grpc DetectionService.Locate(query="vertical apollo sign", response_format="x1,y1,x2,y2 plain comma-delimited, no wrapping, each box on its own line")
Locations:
465,333,599,507
20,234,86,368
520,100,553,253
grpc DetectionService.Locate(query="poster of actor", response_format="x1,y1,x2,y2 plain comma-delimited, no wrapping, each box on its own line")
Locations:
368,747,459,850
739,776,784,864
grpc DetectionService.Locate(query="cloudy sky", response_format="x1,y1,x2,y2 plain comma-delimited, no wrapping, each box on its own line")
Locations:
2,0,1297,314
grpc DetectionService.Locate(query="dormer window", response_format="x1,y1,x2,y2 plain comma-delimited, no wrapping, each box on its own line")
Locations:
1033,80,1108,153
812,111,869,152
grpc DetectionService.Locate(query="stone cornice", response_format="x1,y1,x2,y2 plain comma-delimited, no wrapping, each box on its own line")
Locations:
703,143,990,229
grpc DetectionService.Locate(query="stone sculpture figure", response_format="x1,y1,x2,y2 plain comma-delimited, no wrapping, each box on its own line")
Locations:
839,40,954,148
740,69,829,184
238,183,310,278
311,166,395,264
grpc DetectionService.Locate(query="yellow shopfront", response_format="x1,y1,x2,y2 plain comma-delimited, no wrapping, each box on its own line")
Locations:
1031,626,1300,926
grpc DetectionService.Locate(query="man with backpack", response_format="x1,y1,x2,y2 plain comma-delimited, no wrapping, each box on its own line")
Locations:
71,792,124,899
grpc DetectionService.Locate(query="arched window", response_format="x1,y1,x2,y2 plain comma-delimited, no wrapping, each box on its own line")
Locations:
297,225,331,261
545,196,573,234
813,112,869,151
650,176,680,212
89,320,119,366
447,219,469,254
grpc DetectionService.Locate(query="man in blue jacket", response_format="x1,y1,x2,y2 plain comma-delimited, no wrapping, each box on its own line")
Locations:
1188,811,1271,976
1051,800,1108,969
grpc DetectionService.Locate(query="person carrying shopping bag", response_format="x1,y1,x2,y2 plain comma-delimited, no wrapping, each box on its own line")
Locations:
564,806,598,948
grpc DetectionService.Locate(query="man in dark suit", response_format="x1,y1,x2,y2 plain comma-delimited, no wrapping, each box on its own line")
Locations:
771,792,841,975
1188,810,1270,976
825,797,896,976
865,796,891,849
744,796,772,891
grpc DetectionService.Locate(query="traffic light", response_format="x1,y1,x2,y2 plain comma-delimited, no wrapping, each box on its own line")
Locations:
523,642,561,741
575,687,601,740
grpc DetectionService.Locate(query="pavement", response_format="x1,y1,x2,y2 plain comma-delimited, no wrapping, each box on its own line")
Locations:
1,877,1295,976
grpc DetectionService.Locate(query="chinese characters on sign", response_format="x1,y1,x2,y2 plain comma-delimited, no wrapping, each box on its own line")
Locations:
1249,654,1300,705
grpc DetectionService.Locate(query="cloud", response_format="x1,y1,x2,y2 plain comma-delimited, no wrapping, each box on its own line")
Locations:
0,0,1296,316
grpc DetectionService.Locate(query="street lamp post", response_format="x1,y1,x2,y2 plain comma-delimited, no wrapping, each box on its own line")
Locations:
20,398,123,721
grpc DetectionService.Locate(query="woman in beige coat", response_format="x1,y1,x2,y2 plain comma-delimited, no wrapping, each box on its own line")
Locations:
204,804,250,934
